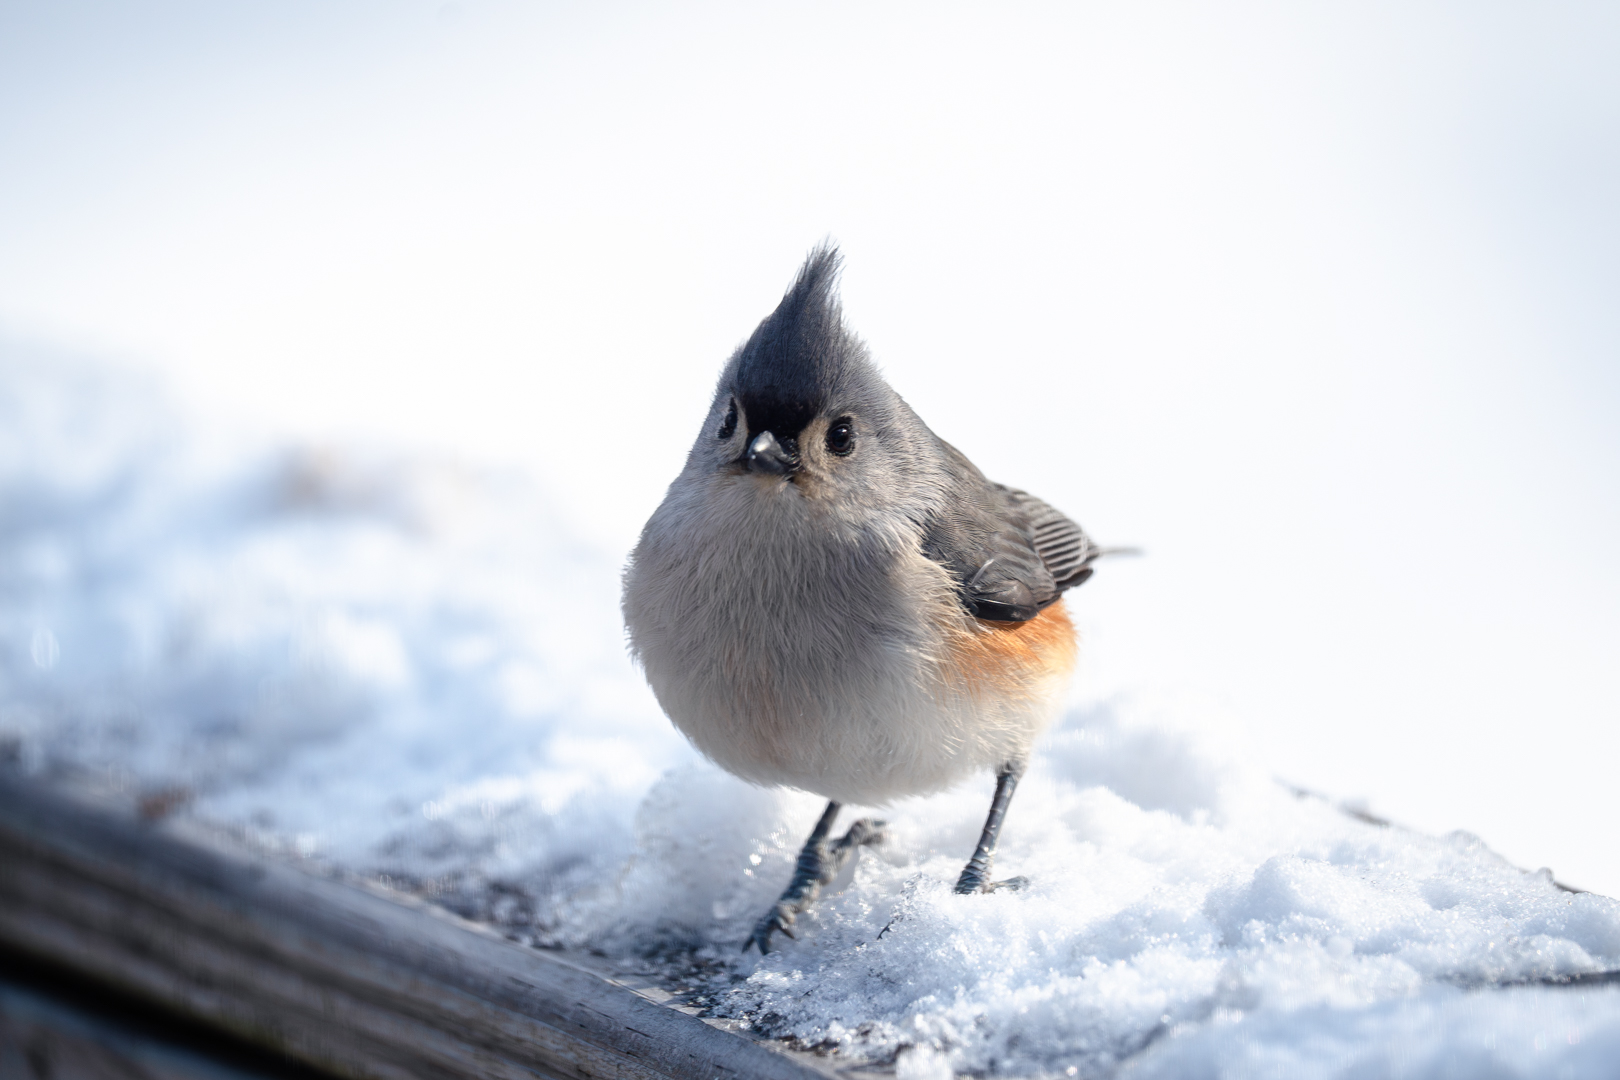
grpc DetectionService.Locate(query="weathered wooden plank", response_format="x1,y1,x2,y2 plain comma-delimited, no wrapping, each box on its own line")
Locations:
0,772,833,1080
1,967,319,1080
2,989,225,1080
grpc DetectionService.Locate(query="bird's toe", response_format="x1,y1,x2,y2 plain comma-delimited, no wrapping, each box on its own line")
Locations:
842,818,888,847
745,906,798,953
953,873,1029,895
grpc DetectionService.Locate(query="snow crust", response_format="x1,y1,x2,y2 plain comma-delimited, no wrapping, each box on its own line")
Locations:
5,349,1620,1078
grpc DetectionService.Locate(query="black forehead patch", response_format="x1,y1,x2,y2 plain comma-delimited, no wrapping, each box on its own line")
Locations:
738,391,818,446
732,243,850,440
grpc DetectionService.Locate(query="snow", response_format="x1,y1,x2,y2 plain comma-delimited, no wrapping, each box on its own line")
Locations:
6,348,1620,1078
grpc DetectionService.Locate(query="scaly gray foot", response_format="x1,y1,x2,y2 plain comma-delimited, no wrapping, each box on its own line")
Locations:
954,868,1029,894
746,817,886,953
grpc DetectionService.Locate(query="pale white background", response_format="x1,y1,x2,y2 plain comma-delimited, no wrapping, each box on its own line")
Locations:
2,2,1616,891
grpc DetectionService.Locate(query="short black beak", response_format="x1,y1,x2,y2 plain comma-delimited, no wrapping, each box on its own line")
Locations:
746,431,797,476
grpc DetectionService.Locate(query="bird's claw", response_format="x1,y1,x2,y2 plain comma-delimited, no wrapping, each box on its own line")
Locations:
954,869,1029,895
745,907,797,953
841,818,887,848
746,814,888,953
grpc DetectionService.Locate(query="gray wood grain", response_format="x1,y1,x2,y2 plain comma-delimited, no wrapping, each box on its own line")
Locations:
1,977,283,1080
0,772,834,1080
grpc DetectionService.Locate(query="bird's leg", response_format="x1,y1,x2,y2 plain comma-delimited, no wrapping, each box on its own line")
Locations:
954,761,1029,894
745,800,887,953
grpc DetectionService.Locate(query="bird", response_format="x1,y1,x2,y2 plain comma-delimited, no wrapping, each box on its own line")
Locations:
622,244,1106,954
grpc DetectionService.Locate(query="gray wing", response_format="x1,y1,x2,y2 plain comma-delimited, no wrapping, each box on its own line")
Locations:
1000,486,1099,594
923,443,1101,623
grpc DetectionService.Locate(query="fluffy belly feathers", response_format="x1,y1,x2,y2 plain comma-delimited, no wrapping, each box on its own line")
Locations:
624,495,1077,804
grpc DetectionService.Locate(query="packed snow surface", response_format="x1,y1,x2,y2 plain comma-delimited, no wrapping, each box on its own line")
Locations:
5,349,1619,1078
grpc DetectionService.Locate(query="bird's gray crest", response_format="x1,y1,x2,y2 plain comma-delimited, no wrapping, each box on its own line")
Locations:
730,243,865,442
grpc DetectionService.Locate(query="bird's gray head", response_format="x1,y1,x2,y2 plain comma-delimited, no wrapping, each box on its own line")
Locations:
681,245,947,524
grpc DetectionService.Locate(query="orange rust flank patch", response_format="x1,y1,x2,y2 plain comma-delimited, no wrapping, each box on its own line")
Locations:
945,600,1079,700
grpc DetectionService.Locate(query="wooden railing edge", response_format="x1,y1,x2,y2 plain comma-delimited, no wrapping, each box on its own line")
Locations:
0,769,840,1080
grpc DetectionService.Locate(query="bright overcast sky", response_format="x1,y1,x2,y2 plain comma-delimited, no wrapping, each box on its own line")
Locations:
2,1,1617,892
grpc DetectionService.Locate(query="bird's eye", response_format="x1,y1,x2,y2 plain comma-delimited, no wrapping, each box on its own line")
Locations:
825,417,855,456
717,399,738,440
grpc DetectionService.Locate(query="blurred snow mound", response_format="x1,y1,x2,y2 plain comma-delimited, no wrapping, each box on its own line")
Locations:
6,347,1620,1078
0,346,684,909
1124,984,1620,1079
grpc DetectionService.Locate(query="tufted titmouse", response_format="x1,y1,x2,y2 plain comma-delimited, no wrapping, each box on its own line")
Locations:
623,245,1107,952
